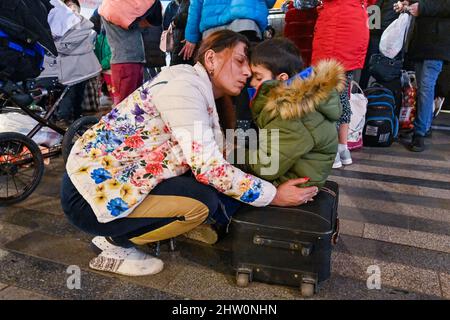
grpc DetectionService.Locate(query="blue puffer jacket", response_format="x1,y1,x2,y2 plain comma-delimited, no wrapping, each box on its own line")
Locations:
185,0,276,43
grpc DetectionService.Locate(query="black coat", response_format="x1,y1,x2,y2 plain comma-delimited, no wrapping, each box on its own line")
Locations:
170,0,193,66
374,0,400,35
408,0,450,62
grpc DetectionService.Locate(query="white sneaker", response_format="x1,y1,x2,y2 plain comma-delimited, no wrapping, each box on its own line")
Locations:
89,246,164,276
339,148,353,165
332,153,342,169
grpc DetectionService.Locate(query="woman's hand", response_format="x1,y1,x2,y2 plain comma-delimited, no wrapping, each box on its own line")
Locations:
270,178,319,207
179,40,196,61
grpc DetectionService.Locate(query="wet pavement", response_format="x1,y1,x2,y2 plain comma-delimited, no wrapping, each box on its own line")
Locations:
0,113,449,300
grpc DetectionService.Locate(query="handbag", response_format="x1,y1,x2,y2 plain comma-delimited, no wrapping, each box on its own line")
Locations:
368,53,403,83
293,0,323,10
159,22,174,53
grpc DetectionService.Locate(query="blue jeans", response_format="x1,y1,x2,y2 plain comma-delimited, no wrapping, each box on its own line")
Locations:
414,60,444,136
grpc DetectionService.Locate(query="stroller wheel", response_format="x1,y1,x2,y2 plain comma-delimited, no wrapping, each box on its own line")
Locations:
62,116,99,164
0,132,44,205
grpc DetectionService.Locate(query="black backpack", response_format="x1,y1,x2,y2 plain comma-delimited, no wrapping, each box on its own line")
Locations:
363,85,399,147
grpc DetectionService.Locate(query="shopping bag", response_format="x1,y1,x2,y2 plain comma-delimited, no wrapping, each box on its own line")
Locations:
379,13,412,59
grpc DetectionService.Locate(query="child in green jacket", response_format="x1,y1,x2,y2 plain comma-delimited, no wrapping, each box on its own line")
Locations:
240,38,346,188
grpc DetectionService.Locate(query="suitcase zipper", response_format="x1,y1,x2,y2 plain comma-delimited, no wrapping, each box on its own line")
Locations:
320,186,340,244
320,186,336,198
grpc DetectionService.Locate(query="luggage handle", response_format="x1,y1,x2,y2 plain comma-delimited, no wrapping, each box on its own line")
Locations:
253,235,313,256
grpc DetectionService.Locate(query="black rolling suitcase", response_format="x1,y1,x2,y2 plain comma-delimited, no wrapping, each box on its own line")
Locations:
229,180,339,297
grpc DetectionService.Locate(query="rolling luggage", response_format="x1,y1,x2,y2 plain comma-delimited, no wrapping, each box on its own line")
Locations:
229,180,339,297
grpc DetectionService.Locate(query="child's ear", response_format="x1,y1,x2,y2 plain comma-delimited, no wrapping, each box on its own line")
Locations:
276,73,289,81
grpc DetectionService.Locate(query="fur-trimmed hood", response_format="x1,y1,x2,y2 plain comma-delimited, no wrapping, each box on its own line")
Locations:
252,59,346,121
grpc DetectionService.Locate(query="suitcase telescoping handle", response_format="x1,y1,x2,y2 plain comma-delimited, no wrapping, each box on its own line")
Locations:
253,236,313,256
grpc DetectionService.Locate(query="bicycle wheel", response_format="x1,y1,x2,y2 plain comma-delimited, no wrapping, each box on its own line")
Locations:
62,116,99,164
0,132,44,205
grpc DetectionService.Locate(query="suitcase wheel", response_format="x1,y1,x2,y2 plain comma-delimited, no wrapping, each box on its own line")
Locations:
300,276,317,298
236,271,252,288
300,282,315,298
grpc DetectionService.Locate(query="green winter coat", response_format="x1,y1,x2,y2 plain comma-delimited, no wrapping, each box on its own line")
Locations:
243,60,346,188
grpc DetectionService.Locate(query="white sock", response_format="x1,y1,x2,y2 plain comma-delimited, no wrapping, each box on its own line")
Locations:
338,144,348,153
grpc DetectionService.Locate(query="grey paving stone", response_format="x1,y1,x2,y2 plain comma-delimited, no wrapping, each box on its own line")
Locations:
0,282,8,291
0,250,177,300
339,219,364,238
339,185,450,209
332,251,442,298
363,223,450,254
0,286,53,300
3,231,98,268
0,222,33,246
335,235,450,274
0,208,90,240
351,151,450,168
439,273,450,300
338,205,450,237
103,280,181,300
338,194,447,223
317,273,439,300
346,158,450,175
345,163,450,183
356,143,448,161
333,175,450,201
331,169,450,190
164,259,301,300
10,194,63,215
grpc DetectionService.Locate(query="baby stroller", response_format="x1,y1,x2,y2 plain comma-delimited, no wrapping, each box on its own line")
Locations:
0,0,100,205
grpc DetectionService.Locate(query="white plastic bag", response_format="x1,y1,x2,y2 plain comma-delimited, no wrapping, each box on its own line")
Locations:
379,13,412,59
0,112,63,147
348,81,368,150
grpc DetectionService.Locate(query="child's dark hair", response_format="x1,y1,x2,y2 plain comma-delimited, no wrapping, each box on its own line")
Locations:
251,38,304,78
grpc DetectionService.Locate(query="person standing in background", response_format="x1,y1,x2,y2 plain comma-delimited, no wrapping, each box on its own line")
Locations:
394,0,450,152
162,0,180,30
312,0,374,169
168,0,194,66
99,0,160,105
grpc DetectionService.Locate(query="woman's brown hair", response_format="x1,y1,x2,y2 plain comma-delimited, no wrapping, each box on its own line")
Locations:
195,30,250,66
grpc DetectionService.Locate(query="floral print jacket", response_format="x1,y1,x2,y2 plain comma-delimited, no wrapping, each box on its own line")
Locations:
66,63,277,223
